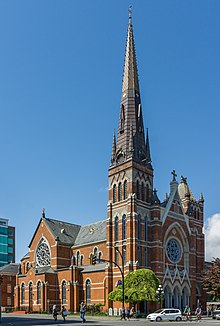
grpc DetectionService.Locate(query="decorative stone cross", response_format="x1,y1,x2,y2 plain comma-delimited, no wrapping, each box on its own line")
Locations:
171,170,177,181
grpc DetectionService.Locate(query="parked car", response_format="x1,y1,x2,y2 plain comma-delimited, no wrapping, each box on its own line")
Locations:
146,308,182,322
212,309,220,319
216,314,220,320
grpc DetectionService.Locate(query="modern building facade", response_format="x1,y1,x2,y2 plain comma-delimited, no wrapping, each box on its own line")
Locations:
0,218,15,267
14,13,205,313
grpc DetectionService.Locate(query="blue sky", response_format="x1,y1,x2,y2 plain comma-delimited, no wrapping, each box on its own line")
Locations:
0,0,220,261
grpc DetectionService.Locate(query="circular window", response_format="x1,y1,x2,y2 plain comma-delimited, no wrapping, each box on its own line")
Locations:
36,240,51,267
166,239,181,263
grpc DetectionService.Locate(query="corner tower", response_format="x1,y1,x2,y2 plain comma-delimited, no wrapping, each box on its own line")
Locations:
106,11,154,303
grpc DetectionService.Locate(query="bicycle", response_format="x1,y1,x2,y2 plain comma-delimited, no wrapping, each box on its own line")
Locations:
184,313,192,321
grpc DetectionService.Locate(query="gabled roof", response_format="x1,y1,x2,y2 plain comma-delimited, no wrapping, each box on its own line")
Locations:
29,217,81,248
0,263,20,275
43,217,81,245
162,180,191,235
74,220,106,246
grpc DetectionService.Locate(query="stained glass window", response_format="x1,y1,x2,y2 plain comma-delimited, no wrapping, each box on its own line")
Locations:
35,239,51,267
166,239,181,263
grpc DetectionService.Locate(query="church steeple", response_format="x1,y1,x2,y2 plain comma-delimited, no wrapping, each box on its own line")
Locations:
111,9,149,167
121,7,140,95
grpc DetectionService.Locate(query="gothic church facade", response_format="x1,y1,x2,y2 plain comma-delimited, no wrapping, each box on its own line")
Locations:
14,14,205,313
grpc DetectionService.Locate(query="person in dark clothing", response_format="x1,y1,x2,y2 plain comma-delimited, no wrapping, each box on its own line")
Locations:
52,305,58,321
80,302,86,323
121,307,126,320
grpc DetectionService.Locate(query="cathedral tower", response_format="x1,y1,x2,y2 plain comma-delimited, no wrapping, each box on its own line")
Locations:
106,10,155,304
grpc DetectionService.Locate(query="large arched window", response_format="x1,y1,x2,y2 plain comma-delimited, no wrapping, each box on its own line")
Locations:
141,182,145,201
115,247,119,265
21,283,25,305
124,180,128,200
37,281,41,304
93,247,98,263
113,184,117,203
118,182,122,201
86,279,91,305
62,281,66,304
136,180,140,199
35,238,51,267
122,215,126,240
26,262,31,273
29,282,33,306
77,251,80,266
146,184,149,202
122,246,126,265
138,246,142,265
144,219,147,241
138,216,141,239
115,217,119,242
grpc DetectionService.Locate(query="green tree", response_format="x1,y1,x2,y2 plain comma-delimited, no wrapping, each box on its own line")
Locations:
108,268,160,304
202,258,220,301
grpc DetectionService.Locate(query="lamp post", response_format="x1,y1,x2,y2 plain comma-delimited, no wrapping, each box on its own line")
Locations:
114,247,125,309
156,284,164,309
99,246,125,309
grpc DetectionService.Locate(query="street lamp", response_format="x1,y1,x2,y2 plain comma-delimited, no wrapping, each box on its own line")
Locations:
114,247,125,309
156,284,164,308
97,246,125,309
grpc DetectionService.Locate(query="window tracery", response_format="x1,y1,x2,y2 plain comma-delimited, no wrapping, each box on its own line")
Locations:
35,238,51,267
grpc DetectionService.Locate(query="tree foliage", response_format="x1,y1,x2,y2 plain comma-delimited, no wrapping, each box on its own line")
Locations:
202,258,220,301
108,268,160,304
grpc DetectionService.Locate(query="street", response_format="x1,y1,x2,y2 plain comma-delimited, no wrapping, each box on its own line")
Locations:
0,314,220,326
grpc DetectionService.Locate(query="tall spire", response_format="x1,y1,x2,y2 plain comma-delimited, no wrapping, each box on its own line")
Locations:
111,9,149,166
121,7,140,95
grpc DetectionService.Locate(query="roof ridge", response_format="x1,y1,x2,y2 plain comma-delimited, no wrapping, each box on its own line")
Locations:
80,219,106,227
45,217,81,227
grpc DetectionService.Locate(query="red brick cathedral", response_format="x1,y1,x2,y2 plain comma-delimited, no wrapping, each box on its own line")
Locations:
15,13,205,313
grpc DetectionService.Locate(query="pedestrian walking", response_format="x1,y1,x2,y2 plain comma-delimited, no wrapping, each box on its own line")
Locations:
129,306,135,319
121,307,126,320
61,305,68,322
80,302,86,323
52,304,58,321
125,307,130,320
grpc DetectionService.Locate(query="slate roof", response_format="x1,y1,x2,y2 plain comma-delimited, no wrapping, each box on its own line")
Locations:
74,220,106,246
0,263,20,275
81,262,106,273
34,266,56,274
44,217,81,245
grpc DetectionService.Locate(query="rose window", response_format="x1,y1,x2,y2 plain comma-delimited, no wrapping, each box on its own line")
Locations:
166,239,181,263
35,240,51,267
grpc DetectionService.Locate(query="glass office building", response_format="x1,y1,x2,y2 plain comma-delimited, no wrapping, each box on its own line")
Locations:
0,218,15,267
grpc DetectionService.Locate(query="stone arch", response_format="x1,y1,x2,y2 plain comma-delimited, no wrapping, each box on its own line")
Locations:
36,280,41,304
26,261,31,273
85,278,91,305
21,282,25,305
173,282,182,308
182,283,191,308
61,279,67,305
163,282,172,308
163,222,190,270
76,250,81,266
